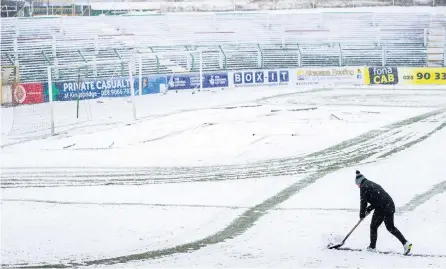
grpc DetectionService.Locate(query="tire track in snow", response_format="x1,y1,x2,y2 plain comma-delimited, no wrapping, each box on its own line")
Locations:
398,181,446,213
2,109,446,188
79,114,446,267
1,88,327,150
4,180,445,214
0,199,248,210
4,108,446,269
261,91,446,109
377,123,446,159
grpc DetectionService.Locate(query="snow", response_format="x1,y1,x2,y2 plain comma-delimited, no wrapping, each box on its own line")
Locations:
125,202,446,268
2,175,298,208
1,176,300,266
278,117,446,211
2,2,446,267
2,83,446,268
81,127,446,268
2,88,446,168
1,202,242,266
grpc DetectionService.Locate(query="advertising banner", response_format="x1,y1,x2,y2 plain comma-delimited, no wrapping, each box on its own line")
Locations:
296,67,364,86
203,73,229,88
364,67,399,85
231,70,290,88
43,76,167,102
12,83,45,105
44,77,133,102
166,72,229,90
397,67,446,85
166,74,193,90
143,76,167,95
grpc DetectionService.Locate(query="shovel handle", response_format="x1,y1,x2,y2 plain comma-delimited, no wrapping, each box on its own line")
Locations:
342,211,371,244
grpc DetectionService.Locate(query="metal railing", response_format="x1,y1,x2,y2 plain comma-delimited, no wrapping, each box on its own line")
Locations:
0,43,433,82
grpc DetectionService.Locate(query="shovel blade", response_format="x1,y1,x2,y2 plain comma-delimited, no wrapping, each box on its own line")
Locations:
327,242,343,249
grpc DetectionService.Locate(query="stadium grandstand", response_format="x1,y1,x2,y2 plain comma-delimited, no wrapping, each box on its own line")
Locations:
1,0,446,17
0,0,445,94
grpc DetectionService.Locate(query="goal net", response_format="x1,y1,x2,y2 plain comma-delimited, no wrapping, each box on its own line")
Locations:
46,59,138,137
2,50,204,140
1,65,33,140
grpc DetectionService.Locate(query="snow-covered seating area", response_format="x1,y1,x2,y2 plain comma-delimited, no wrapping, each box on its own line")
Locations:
89,0,445,12
0,8,444,82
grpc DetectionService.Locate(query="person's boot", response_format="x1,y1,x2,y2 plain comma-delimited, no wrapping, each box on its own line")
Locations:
366,246,377,252
403,241,412,255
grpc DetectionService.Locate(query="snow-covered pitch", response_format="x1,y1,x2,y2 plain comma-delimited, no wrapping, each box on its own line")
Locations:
1,84,446,268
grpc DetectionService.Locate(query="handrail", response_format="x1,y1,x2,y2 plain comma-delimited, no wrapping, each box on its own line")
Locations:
113,48,125,76
219,45,227,70
41,51,51,65
148,46,162,73
190,52,195,72
296,43,302,67
5,53,15,65
338,43,343,67
257,43,263,69
77,50,87,63
77,50,89,77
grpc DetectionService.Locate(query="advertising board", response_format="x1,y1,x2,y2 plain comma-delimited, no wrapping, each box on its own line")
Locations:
44,77,134,102
12,83,44,105
364,67,399,85
231,70,290,87
364,67,446,86
397,67,446,85
167,72,229,90
296,67,364,86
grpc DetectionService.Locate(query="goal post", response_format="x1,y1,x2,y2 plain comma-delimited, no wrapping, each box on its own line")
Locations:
43,50,203,135
138,49,204,93
3,50,205,139
46,58,136,136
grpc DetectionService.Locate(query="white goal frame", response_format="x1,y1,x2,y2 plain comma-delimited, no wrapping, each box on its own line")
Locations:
46,50,203,136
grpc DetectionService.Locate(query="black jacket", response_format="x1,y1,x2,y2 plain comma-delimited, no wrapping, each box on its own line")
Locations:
360,179,395,218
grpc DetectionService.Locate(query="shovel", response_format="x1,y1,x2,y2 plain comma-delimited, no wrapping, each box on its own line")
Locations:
327,211,370,249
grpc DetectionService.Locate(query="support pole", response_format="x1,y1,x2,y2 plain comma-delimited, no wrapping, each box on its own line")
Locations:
138,55,142,96
76,73,80,119
47,66,55,135
129,60,137,120
199,50,203,92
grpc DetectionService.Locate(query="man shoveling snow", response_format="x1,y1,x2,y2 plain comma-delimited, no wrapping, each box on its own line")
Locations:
356,170,412,255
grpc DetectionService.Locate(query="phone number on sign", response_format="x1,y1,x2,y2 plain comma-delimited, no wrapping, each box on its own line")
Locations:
404,72,446,81
101,89,130,97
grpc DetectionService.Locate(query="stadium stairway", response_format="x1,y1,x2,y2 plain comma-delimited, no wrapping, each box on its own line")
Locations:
427,13,446,67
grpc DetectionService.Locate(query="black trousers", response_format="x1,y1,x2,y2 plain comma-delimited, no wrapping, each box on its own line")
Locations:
369,210,407,248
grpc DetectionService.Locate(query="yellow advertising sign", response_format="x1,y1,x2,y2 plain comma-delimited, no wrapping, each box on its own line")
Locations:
296,67,364,86
398,67,446,85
